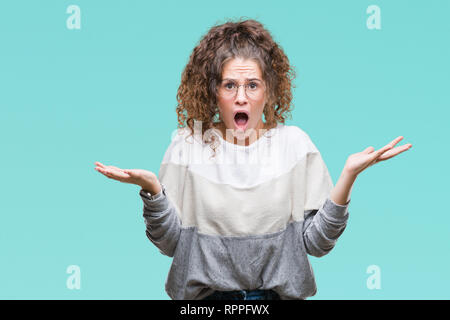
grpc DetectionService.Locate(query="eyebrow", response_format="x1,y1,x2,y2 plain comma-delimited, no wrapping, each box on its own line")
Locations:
222,77,262,82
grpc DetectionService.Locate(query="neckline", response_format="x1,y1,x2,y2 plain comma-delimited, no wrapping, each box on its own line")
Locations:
214,123,282,150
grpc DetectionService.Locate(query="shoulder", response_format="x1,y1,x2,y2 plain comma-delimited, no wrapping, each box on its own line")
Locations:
161,127,194,165
279,124,319,154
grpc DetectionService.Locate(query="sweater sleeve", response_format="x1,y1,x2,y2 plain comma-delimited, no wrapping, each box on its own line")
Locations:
302,197,350,257
138,128,191,257
140,182,181,257
299,132,351,257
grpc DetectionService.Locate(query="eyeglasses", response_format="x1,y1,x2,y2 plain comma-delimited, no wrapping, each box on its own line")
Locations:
218,79,266,99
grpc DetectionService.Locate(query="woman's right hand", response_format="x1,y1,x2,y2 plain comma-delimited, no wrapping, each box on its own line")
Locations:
94,161,161,195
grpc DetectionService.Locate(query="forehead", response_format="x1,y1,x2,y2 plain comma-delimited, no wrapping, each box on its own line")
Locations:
221,57,262,79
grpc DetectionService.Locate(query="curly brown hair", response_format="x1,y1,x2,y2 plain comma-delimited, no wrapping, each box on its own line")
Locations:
175,17,296,157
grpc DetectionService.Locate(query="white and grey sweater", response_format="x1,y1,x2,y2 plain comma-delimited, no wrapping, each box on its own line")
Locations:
139,123,350,300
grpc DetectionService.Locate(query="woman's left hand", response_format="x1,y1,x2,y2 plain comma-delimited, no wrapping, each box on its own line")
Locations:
344,136,412,177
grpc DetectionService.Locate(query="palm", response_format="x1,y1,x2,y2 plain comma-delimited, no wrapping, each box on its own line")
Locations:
94,161,157,187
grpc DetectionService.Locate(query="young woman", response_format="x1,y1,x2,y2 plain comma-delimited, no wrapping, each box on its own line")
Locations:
95,18,412,300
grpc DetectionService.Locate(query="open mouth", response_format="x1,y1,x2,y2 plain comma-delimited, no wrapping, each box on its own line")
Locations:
233,112,249,130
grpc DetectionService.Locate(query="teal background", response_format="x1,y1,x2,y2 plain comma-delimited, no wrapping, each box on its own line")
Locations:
0,0,448,299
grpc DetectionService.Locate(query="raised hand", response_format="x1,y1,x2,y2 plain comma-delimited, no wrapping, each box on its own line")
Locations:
329,136,413,205
94,161,161,194
344,136,412,177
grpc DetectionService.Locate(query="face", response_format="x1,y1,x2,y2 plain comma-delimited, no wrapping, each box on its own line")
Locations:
216,57,267,144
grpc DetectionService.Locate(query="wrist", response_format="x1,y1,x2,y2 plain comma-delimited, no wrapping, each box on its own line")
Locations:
342,167,358,181
141,182,161,196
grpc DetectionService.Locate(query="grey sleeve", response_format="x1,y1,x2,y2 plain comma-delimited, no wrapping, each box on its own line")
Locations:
302,197,350,257
142,188,164,201
139,183,181,258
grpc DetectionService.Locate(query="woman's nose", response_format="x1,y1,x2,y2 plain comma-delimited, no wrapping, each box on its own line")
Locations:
235,85,248,102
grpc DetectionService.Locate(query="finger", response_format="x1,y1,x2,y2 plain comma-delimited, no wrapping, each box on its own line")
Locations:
369,136,406,160
95,167,117,176
374,143,393,158
95,162,107,168
107,167,129,177
363,146,375,154
95,167,111,177
387,136,404,148
101,167,129,180
377,143,413,161
95,167,109,175
96,163,126,175
108,165,125,172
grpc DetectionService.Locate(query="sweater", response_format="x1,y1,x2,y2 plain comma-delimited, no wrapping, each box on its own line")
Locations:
139,123,350,300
